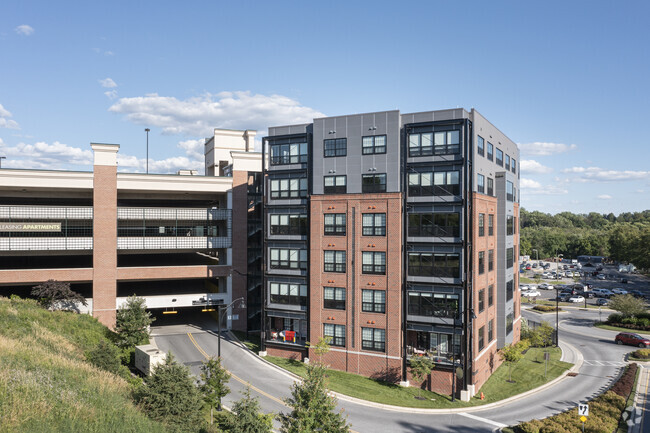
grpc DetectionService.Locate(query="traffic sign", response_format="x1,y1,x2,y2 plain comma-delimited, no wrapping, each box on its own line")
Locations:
580,415,587,423
578,403,589,416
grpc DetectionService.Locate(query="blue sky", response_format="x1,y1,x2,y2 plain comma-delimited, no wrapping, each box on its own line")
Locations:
1,0,649,215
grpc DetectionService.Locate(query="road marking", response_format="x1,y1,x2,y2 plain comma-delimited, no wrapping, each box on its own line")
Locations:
582,360,626,366
458,412,507,428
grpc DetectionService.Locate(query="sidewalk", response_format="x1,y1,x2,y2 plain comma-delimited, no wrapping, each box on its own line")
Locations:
629,364,650,433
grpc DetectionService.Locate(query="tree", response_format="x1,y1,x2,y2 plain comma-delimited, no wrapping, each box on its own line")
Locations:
135,353,204,432
199,356,231,424
86,339,122,374
528,322,555,348
409,357,434,399
307,336,332,365
609,294,646,318
223,386,274,433
499,340,529,383
31,279,87,311
115,295,155,349
279,363,350,433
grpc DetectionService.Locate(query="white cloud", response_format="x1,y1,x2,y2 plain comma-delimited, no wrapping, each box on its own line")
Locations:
597,194,613,200
108,91,325,136
0,103,20,129
520,177,568,195
15,25,34,36
104,51,114,56
99,78,117,88
563,166,650,182
637,189,645,194
518,142,577,156
520,159,552,174
104,90,118,100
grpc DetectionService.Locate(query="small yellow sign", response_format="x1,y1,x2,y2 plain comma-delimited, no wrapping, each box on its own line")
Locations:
580,415,587,423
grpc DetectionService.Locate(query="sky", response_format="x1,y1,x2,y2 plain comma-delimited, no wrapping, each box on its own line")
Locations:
1,0,649,215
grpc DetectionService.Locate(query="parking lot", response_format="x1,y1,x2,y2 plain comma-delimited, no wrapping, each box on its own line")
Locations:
519,260,650,307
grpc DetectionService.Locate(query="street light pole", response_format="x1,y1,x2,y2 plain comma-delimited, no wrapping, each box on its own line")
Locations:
145,128,150,174
555,253,563,346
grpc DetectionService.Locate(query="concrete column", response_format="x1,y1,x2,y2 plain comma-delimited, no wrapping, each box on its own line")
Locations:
91,143,119,328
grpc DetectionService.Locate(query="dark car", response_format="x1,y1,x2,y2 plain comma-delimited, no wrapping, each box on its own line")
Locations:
621,278,628,284
596,298,608,306
630,290,645,298
615,332,650,348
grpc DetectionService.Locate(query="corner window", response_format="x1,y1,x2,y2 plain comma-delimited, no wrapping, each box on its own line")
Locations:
362,174,386,193
487,142,494,161
324,250,346,273
324,138,347,157
362,213,386,236
362,251,386,275
477,135,485,156
477,174,485,194
362,327,385,352
270,142,308,165
324,175,346,194
362,289,386,313
362,135,386,155
324,287,345,310
324,324,345,347
324,213,346,236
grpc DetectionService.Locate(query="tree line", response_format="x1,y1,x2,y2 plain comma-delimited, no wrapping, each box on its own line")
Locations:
519,208,650,270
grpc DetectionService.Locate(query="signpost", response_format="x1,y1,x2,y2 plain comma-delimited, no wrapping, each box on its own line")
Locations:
578,403,588,432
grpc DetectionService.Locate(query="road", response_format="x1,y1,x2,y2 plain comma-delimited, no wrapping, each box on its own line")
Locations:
151,306,641,433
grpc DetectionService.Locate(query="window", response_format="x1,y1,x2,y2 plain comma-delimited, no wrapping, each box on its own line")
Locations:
488,319,494,342
270,142,308,165
506,279,514,301
324,250,346,273
505,155,510,170
270,178,308,199
324,138,347,157
488,284,494,306
478,326,485,351
488,249,494,272
362,135,386,155
324,287,345,310
407,292,459,317
270,283,307,306
478,251,485,275
324,213,346,236
487,142,494,161
478,288,485,313
362,327,385,352
506,181,514,202
362,174,386,193
477,174,485,194
408,252,460,278
408,170,460,196
507,216,514,236
495,148,503,166
362,213,386,236
477,135,485,156
506,313,513,334
506,248,514,268
487,177,494,196
270,248,308,270
324,175,346,194
324,324,345,347
408,130,461,156
488,214,494,236
362,251,386,274
408,212,460,237
478,213,485,236
512,158,517,174
270,214,307,236
362,290,386,313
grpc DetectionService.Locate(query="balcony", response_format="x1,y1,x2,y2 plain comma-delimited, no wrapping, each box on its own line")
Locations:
117,207,231,221
117,236,231,250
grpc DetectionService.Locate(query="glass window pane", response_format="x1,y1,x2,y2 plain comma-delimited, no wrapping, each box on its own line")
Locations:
409,134,419,148
434,132,445,145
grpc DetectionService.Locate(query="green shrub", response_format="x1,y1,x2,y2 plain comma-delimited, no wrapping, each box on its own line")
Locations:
532,305,558,312
87,339,122,374
633,348,650,359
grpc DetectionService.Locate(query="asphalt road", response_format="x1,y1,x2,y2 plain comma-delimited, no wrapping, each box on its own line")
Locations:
151,306,641,433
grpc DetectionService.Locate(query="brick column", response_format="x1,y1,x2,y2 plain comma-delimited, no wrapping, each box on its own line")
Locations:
230,169,248,331
91,143,119,328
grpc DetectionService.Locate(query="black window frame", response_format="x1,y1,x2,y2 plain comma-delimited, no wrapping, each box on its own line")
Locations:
362,327,386,352
362,135,387,155
488,249,494,272
478,325,485,351
408,212,460,237
477,174,485,194
408,252,460,278
269,248,308,270
488,214,494,236
270,177,308,199
362,289,386,313
506,181,514,202
362,213,386,236
323,138,347,157
487,142,494,161
270,213,308,236
407,291,459,318
362,173,387,193
506,248,514,268
487,177,494,196
324,323,345,347
488,319,494,342
478,251,485,275
270,282,307,306
408,170,461,196
270,142,308,165
324,175,347,194
488,284,494,306
512,158,517,174
495,148,503,166
362,251,386,275
324,287,346,310
506,313,513,334
477,135,485,156
478,213,485,237
324,213,346,236
506,215,514,236
505,154,510,171
478,288,485,313
324,250,346,273
506,279,514,301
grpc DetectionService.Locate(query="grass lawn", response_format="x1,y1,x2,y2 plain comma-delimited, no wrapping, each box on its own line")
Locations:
594,322,650,335
263,346,572,408
231,330,260,353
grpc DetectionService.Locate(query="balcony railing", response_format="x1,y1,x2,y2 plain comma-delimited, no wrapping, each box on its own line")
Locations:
117,207,231,221
0,205,93,219
117,236,231,250
0,237,93,251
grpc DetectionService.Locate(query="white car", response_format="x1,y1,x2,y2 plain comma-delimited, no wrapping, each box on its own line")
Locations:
538,283,554,290
597,274,606,280
522,289,541,298
569,295,585,303
611,288,628,295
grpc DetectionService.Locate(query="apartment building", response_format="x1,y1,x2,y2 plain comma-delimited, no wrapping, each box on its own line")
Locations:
261,109,520,400
0,129,262,332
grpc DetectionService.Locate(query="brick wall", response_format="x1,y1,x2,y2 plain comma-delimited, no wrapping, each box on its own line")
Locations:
231,170,249,332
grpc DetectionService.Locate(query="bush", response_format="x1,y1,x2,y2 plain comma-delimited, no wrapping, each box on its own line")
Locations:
532,305,559,312
87,339,122,374
609,363,637,397
633,349,650,359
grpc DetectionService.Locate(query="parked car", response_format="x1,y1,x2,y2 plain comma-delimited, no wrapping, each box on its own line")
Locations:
522,289,541,298
526,264,532,270
611,288,628,295
577,290,594,299
630,290,645,298
569,295,585,303
596,274,606,280
557,293,572,302
592,288,614,298
596,298,609,306
615,332,650,348
538,283,554,290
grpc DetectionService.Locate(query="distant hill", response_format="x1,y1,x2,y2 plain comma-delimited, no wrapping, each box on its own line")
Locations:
0,296,168,433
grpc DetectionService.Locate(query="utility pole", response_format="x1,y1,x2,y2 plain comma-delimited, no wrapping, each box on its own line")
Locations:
145,128,150,174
